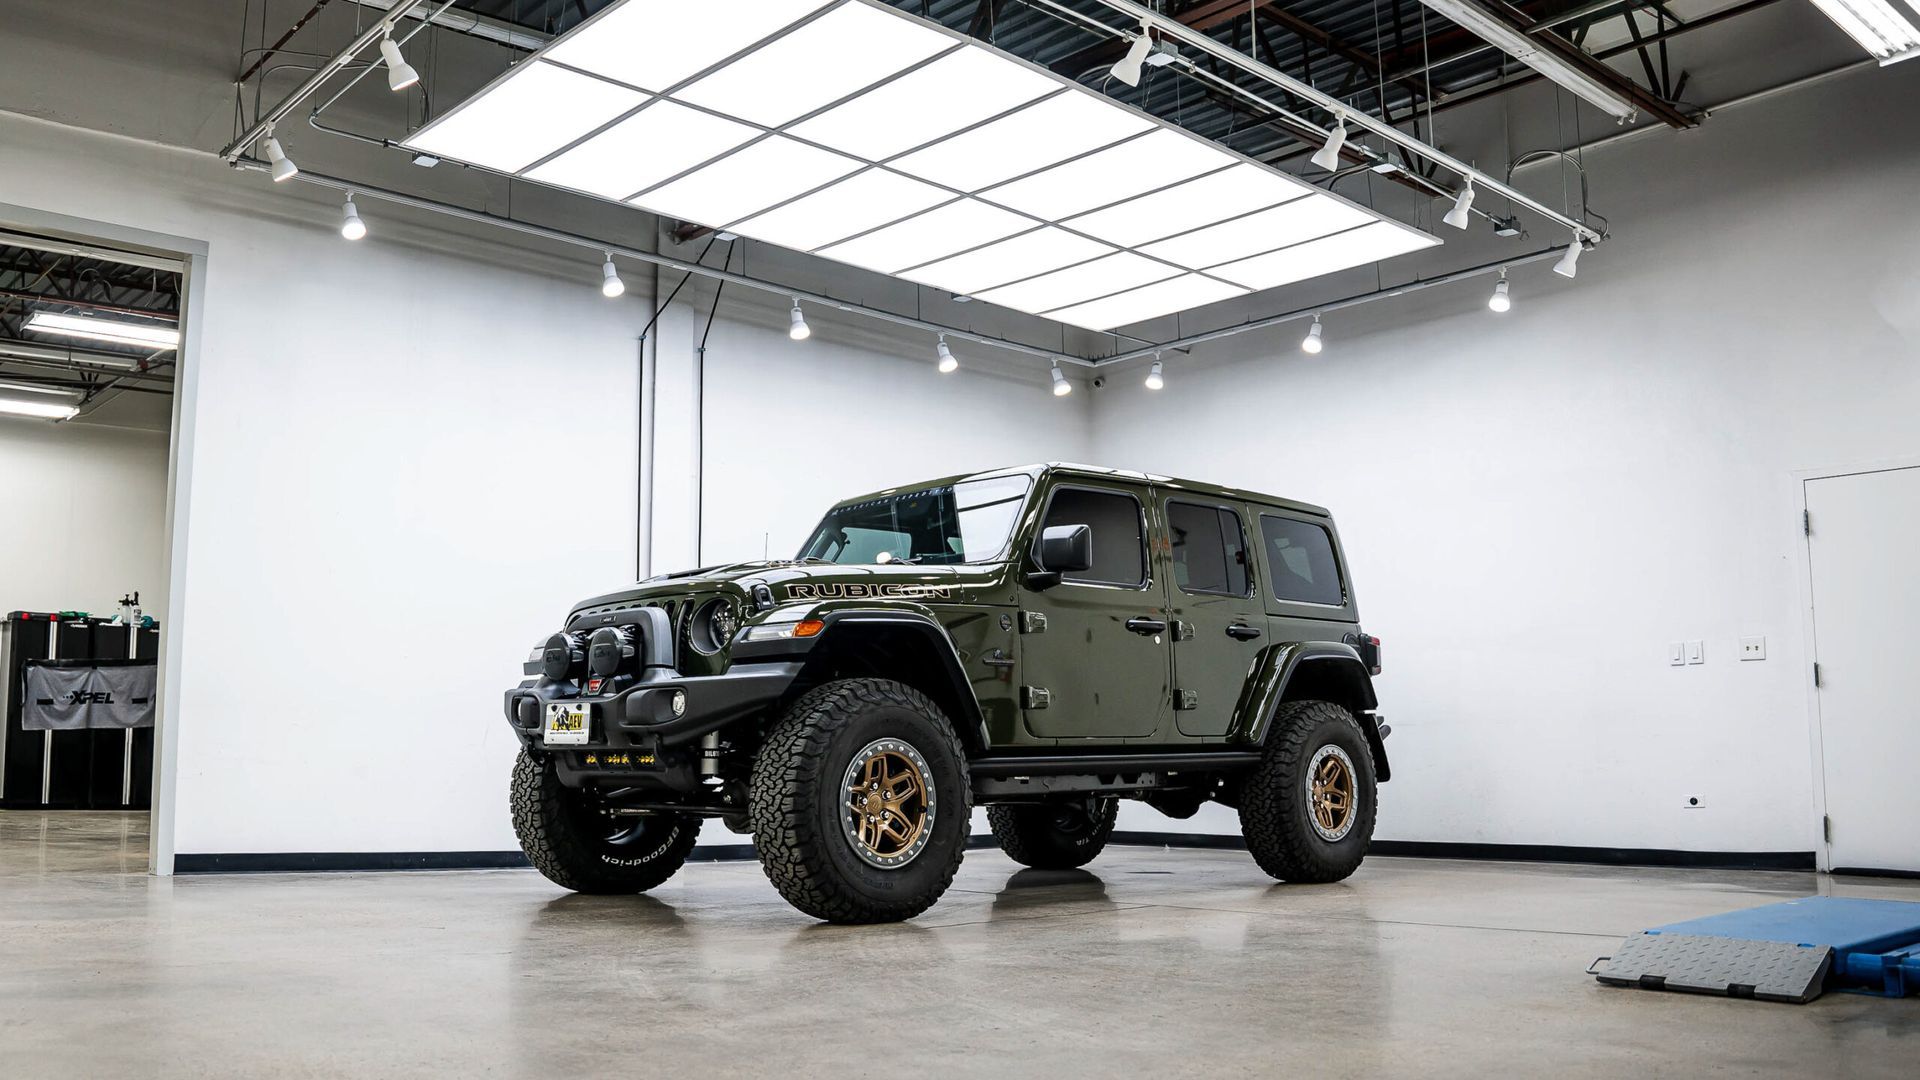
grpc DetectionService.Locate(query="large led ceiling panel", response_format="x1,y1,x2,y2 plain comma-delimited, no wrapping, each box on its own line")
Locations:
402,0,1441,331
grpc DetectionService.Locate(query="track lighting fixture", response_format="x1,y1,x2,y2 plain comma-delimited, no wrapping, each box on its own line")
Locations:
264,130,298,183
1442,180,1475,230
1488,271,1511,312
1111,22,1154,87
600,254,625,298
1143,356,1164,391
1310,113,1348,171
1554,240,1584,279
1050,363,1071,396
339,195,366,241
378,33,421,92
1301,316,1324,355
936,335,958,374
788,300,811,341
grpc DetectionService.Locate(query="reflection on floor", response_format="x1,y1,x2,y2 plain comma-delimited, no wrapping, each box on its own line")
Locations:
2,810,1916,1077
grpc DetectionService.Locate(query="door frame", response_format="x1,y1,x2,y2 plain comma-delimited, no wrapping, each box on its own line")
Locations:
1789,454,1920,872
0,201,210,878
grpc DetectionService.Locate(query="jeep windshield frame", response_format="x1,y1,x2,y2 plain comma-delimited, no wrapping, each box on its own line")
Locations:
798,475,1033,566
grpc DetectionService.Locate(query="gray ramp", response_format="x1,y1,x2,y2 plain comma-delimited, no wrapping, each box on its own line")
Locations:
1591,933,1833,1004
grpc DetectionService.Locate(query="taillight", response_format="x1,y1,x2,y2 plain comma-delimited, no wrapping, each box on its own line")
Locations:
1366,635,1382,676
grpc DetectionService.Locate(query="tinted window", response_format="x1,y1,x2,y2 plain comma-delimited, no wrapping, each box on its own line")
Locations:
1260,515,1343,606
1042,487,1146,586
800,475,1031,565
1167,502,1249,597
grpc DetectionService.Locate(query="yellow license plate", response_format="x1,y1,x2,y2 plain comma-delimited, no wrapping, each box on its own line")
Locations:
543,703,591,746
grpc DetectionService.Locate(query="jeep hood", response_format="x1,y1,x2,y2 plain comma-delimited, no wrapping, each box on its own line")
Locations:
568,560,1010,617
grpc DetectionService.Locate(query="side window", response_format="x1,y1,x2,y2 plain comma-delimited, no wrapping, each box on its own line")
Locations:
1042,487,1146,587
1259,515,1343,606
1167,501,1250,597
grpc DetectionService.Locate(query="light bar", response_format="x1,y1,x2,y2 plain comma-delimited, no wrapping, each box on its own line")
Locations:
0,396,80,421
1808,0,1920,64
26,311,179,349
1413,0,1639,121
403,0,1441,330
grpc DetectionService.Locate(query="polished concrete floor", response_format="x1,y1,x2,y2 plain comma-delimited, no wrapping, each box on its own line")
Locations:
3,811,1916,1077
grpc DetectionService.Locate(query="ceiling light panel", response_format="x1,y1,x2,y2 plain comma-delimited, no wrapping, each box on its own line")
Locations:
525,100,759,199
732,168,953,252
971,252,1180,314
788,47,1060,161
26,311,180,349
895,227,1117,296
1062,164,1314,248
674,2,954,128
982,129,1238,222
887,89,1156,192
816,198,1036,274
540,0,828,92
402,61,648,172
1209,221,1440,291
631,136,862,228
1043,274,1249,331
1141,196,1376,269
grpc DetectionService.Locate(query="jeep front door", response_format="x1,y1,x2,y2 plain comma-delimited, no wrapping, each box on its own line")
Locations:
1161,498,1262,738
1019,483,1168,740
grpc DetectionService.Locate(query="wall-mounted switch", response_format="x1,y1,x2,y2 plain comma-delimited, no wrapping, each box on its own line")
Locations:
1686,640,1705,665
1668,642,1686,666
1739,636,1766,661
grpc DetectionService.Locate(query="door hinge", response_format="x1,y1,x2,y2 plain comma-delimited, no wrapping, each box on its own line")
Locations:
1803,509,1811,537
1823,814,1832,842
1813,662,1822,688
1174,688,1199,710
1019,611,1048,634
1020,686,1050,709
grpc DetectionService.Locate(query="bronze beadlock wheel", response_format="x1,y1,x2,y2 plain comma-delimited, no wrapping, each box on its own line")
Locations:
1305,743,1357,842
840,738,935,869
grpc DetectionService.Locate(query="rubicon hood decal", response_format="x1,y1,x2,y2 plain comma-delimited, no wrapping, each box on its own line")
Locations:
784,582,955,601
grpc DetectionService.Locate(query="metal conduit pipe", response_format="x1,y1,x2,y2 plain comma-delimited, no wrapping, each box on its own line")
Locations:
344,0,552,51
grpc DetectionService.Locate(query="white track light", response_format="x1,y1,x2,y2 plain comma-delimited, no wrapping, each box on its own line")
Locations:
1488,271,1511,312
1310,114,1348,171
936,335,958,373
1554,240,1584,279
600,254,625,298
1443,181,1475,230
264,133,298,182
1301,316,1325,354
379,34,421,92
788,300,811,341
339,195,366,240
1143,356,1164,391
1112,23,1154,87
1050,363,1071,396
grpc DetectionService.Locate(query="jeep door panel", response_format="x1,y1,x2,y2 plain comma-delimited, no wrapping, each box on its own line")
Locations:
1160,495,1263,739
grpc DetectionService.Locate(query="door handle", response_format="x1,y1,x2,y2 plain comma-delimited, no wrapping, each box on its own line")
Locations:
1226,623,1263,641
1125,617,1169,636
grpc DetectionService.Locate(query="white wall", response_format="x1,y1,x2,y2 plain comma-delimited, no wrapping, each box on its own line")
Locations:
1094,63,1920,854
0,417,170,622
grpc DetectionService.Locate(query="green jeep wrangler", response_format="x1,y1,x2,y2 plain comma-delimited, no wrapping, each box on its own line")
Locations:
504,463,1387,923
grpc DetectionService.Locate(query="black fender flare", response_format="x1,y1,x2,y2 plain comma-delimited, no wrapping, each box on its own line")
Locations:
1231,641,1389,781
798,609,992,754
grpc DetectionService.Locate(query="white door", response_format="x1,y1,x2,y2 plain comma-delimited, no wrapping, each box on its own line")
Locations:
1807,466,1920,873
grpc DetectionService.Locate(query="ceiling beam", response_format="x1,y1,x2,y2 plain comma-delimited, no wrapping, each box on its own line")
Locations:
1476,0,1694,126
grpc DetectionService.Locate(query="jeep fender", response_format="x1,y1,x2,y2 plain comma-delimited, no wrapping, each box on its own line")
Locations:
790,606,991,754
1231,641,1389,782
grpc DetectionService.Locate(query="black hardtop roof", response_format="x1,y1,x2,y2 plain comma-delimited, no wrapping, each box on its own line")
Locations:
834,463,1331,518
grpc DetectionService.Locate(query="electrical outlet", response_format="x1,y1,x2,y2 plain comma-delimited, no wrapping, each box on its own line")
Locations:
1686,640,1705,665
1668,642,1686,666
1739,636,1767,661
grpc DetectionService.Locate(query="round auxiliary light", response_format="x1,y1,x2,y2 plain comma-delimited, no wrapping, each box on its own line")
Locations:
540,631,587,681
670,690,687,718
587,626,636,679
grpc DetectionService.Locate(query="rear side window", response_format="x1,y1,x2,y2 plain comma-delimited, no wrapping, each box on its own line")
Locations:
1259,515,1343,606
1167,501,1249,597
1042,487,1146,587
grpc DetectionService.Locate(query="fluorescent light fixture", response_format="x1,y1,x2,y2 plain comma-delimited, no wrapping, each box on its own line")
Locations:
1209,221,1439,291
789,47,1058,161
889,90,1155,192
1808,0,1920,64
632,136,862,229
973,251,1179,314
983,129,1233,221
895,227,1116,296
26,311,179,350
1062,164,1313,248
340,195,367,240
379,34,420,92
526,100,758,199
732,168,952,253
789,300,811,341
1413,0,1638,121
600,255,625,298
1050,363,1071,396
1111,23,1153,87
674,2,951,128
265,134,298,182
1442,180,1475,230
0,396,79,421
1143,358,1164,390
1041,274,1247,331
1554,240,1583,278
1488,273,1511,312
403,61,648,173
1310,114,1346,171
0,380,75,396
540,0,824,92
1141,197,1376,270
817,199,1036,275
936,336,958,373
1301,317,1324,354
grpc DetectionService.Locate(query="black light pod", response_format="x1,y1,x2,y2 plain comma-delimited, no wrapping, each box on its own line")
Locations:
588,626,638,679
540,631,589,681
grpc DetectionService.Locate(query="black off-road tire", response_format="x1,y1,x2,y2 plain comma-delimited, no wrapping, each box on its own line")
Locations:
1239,700,1377,884
987,798,1117,870
749,678,971,924
510,747,701,894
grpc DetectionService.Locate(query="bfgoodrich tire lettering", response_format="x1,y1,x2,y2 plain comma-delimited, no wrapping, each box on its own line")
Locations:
749,678,970,923
987,798,1117,870
1239,700,1377,883
510,747,700,894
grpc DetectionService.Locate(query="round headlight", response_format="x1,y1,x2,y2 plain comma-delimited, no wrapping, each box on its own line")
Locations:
688,598,739,655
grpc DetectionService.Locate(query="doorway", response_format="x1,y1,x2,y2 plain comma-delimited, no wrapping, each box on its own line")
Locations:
1805,464,1920,874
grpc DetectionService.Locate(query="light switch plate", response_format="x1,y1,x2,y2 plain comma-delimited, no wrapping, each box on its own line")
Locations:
1739,636,1766,661
1686,640,1705,665
1668,642,1686,666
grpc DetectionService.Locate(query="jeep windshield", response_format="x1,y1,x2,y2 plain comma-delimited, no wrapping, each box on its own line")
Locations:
799,475,1031,566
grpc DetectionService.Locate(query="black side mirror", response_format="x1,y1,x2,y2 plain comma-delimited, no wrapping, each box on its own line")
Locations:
1038,524,1093,574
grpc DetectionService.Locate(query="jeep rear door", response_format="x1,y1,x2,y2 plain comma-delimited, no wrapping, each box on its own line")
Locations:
1158,495,1263,738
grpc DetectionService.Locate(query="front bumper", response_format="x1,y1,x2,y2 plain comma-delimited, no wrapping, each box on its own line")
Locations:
503,661,801,754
